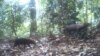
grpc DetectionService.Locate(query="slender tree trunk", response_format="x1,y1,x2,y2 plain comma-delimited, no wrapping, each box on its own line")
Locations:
29,0,37,37
11,10,17,37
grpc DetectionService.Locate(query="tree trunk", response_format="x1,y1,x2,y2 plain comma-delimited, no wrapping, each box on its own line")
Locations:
11,10,17,37
29,0,37,37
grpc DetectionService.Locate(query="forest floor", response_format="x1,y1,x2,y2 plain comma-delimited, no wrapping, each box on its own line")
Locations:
0,35,100,56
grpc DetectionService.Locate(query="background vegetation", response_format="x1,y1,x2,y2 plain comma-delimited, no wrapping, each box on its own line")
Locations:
0,0,100,39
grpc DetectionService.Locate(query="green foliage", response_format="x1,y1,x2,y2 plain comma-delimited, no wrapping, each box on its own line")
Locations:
0,0,30,38
43,0,80,34
0,0,100,38
77,0,83,9
17,24,30,37
0,0,3,5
